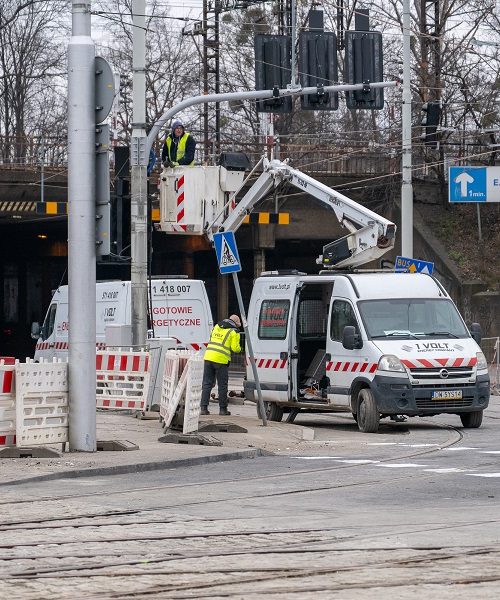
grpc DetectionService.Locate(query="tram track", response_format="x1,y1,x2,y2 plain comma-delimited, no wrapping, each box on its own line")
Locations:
0,422,464,514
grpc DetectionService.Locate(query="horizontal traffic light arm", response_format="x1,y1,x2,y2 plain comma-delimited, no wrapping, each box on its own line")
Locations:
142,80,398,166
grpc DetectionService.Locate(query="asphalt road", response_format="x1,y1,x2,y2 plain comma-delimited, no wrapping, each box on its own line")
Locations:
1,404,500,599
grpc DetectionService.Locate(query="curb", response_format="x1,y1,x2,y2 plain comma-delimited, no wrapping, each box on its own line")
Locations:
0,448,272,487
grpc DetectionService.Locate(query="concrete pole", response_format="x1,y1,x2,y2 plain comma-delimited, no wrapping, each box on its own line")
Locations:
68,0,96,451
130,0,148,346
401,0,413,257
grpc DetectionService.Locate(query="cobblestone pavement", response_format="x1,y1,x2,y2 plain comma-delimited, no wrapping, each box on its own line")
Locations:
2,405,500,600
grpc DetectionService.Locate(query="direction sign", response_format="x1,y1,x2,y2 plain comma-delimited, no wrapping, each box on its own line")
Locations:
449,166,500,203
395,255,434,274
213,231,241,274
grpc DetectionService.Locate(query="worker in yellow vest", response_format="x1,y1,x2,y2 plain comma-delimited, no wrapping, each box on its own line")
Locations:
200,315,242,416
161,119,196,167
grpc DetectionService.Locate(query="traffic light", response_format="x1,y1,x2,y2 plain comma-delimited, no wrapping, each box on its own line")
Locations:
254,34,292,113
299,31,338,110
421,101,441,148
344,30,384,109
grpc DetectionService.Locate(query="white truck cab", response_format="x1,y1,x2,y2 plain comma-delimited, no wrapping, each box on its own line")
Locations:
33,278,213,360
244,270,490,432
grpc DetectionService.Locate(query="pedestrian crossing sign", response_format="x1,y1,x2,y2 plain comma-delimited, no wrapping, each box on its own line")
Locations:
213,231,241,274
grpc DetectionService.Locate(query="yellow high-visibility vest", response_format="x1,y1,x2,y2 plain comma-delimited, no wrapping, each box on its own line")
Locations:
204,324,241,364
166,132,194,165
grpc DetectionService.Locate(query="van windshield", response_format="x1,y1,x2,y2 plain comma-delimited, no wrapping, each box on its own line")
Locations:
358,298,470,340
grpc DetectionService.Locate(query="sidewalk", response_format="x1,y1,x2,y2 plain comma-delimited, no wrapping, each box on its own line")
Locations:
0,400,314,487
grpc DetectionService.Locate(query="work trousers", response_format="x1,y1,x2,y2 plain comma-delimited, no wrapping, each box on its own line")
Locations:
200,361,229,409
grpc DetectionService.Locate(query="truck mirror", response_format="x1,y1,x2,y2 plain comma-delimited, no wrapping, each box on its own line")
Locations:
470,322,482,345
31,322,41,339
342,325,362,350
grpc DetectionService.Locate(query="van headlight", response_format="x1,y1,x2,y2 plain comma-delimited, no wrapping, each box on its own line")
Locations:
378,354,406,373
476,352,488,370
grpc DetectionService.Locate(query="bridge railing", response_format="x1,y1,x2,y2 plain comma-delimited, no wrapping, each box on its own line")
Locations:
1,134,497,179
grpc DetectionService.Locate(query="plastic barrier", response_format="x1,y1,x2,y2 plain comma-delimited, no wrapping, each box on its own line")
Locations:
183,355,204,434
96,349,151,411
159,350,180,424
159,350,203,433
0,359,17,447
15,358,68,448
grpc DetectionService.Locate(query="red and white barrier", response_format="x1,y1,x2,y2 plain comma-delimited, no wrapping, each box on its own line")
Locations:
96,349,151,411
0,359,17,448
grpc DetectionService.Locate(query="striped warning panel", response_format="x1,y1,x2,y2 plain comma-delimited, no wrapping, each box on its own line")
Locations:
401,357,477,369
36,201,68,215
326,362,378,373
242,213,289,225
0,201,36,212
96,352,150,372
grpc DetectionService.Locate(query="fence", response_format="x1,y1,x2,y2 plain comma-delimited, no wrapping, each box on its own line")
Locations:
481,337,499,395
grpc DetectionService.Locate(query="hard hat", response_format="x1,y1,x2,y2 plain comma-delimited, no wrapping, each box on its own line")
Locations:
229,314,241,328
171,119,184,131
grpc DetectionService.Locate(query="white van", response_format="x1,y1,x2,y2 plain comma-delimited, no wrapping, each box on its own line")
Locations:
244,271,490,432
33,278,213,360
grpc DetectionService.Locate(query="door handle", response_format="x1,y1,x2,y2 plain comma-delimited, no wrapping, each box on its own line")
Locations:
280,352,288,360
49,343,55,348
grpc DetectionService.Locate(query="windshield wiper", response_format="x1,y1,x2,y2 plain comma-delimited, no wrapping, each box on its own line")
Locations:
371,331,419,340
424,331,459,338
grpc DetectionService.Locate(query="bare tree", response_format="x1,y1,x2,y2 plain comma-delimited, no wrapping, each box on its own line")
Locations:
93,0,199,152
0,0,66,163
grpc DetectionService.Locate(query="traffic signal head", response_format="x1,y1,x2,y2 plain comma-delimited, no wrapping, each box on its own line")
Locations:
421,101,441,148
344,30,384,110
299,31,338,110
254,34,292,113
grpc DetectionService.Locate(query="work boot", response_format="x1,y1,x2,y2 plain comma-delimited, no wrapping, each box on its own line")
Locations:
219,408,231,416
200,407,210,415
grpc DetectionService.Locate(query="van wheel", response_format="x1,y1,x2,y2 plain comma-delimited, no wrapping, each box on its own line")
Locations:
460,410,483,428
357,389,380,433
257,401,284,422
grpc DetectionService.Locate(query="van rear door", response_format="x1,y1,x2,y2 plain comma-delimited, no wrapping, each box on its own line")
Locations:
251,280,296,402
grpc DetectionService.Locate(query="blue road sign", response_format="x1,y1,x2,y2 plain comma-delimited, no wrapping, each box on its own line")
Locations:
449,166,487,203
395,255,434,275
213,231,241,274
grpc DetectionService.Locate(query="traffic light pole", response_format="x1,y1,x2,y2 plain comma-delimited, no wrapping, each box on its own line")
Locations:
401,0,413,257
144,81,398,159
68,0,96,451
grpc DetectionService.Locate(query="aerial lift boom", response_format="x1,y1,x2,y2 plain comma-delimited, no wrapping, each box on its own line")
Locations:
159,156,396,268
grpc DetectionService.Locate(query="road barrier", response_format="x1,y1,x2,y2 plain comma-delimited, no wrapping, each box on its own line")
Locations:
15,358,68,448
160,350,204,433
0,358,17,447
96,349,151,411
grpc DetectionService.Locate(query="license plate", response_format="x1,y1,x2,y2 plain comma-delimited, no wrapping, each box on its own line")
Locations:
431,390,463,400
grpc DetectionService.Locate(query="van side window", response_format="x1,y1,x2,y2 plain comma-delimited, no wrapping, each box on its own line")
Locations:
330,300,358,341
41,303,57,341
258,300,290,340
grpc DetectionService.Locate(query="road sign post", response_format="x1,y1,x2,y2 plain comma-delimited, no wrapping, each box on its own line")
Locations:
213,232,267,426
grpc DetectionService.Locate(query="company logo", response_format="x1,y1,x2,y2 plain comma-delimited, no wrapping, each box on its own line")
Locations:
439,368,449,379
